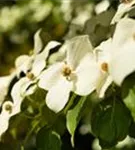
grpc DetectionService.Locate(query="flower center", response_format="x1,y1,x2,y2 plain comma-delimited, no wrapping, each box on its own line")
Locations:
62,65,72,77
26,72,35,80
101,62,108,72
5,103,13,114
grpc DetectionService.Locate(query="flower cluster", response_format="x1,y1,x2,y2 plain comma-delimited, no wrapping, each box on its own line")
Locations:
0,0,135,145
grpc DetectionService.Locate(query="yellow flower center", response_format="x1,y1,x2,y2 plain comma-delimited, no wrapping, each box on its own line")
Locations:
5,103,13,114
101,62,108,72
62,65,72,77
61,63,74,81
26,72,35,80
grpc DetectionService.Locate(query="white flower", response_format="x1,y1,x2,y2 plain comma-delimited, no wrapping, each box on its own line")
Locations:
0,74,15,107
15,29,61,77
0,99,24,138
109,18,135,85
0,101,15,138
95,38,113,98
38,35,101,112
11,41,60,114
111,0,135,24
95,18,135,96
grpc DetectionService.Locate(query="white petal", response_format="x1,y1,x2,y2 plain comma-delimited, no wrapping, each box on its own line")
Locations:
66,35,93,69
25,84,37,96
95,38,112,64
15,55,30,68
38,62,64,90
0,112,10,138
96,74,112,98
0,101,13,137
111,1,135,24
32,41,61,76
109,43,135,86
109,18,135,85
31,57,46,77
94,39,113,97
11,77,32,114
46,77,72,112
15,55,33,75
112,18,135,49
0,76,13,106
74,53,101,95
43,41,61,55
34,29,43,54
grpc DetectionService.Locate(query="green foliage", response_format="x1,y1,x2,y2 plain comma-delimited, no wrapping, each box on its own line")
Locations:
36,127,62,150
91,96,132,148
122,73,135,121
66,96,87,145
83,9,115,46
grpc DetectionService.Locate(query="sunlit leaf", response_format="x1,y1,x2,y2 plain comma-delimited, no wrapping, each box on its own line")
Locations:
122,73,135,120
66,96,87,145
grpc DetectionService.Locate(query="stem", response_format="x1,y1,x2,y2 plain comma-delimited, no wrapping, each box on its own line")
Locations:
23,118,41,145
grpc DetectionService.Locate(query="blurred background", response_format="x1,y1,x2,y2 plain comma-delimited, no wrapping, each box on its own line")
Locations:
0,0,119,76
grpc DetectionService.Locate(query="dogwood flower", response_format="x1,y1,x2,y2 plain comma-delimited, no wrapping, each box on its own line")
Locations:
0,101,13,138
94,38,113,98
11,41,60,113
38,35,101,112
111,0,135,24
95,18,135,97
0,99,25,138
109,18,135,85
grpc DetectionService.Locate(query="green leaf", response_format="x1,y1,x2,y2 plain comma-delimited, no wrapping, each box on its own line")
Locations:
122,73,135,120
66,96,87,145
99,139,116,149
36,127,61,150
129,121,135,138
40,104,57,126
52,116,66,136
83,9,115,46
91,97,132,149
